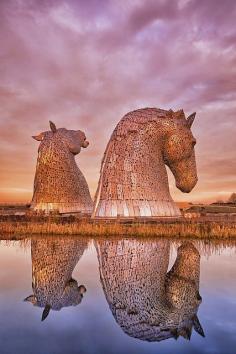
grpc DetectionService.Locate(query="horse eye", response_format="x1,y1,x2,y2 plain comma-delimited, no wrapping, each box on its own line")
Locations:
192,139,196,147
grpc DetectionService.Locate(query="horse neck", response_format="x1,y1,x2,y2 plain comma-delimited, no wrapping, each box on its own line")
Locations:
97,240,170,311
31,240,83,304
119,118,167,165
99,119,171,201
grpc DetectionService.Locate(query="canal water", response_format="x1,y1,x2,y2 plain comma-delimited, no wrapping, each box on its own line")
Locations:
0,236,235,354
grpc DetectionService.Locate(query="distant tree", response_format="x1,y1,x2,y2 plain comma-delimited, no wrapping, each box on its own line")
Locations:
228,193,236,204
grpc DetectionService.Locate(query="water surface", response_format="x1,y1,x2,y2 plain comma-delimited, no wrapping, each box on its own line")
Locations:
0,236,235,354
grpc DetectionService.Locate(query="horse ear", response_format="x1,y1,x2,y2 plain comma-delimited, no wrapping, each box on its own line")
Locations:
187,112,196,128
49,121,57,133
32,133,44,141
41,304,51,321
178,327,192,340
24,295,37,305
192,315,205,337
175,109,185,119
170,328,179,340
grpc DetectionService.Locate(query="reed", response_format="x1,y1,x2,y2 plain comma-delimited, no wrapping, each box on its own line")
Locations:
0,218,236,238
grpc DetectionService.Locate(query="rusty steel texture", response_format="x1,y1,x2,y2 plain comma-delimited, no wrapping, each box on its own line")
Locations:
93,108,197,217
31,121,93,214
24,238,87,321
96,239,204,341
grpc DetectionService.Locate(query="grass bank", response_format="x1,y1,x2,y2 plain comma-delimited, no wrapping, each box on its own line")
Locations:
0,217,235,239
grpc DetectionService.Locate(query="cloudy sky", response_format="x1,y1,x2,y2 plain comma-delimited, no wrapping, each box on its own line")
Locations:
0,0,235,203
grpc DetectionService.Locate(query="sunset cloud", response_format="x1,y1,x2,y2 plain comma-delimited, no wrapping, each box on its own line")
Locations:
0,0,235,203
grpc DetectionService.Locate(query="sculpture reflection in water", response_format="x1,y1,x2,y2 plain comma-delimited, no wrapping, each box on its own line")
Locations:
24,239,87,321
96,240,205,342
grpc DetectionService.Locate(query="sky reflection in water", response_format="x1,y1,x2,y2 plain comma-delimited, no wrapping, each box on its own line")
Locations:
0,236,236,354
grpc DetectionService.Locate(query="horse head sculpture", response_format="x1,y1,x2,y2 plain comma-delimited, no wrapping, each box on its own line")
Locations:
96,239,204,342
24,238,87,321
93,108,197,217
31,121,93,214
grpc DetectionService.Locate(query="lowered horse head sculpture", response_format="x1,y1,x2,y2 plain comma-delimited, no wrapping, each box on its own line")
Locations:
96,239,204,342
31,121,93,214
93,108,197,217
24,238,87,321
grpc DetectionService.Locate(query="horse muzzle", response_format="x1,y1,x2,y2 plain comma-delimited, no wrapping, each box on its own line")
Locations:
82,140,89,148
176,176,198,193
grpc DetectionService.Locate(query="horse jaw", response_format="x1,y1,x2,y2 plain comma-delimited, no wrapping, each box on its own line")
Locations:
169,152,198,193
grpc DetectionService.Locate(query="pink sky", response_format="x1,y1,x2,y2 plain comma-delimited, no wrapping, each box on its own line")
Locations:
0,0,235,203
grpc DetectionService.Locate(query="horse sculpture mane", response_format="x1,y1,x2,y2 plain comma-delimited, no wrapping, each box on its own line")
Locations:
31,121,93,214
93,107,197,217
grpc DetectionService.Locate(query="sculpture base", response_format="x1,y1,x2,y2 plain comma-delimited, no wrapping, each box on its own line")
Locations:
93,200,181,218
31,202,92,214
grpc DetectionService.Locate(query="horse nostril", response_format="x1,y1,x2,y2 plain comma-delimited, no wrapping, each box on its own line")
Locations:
82,140,89,148
78,285,87,294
